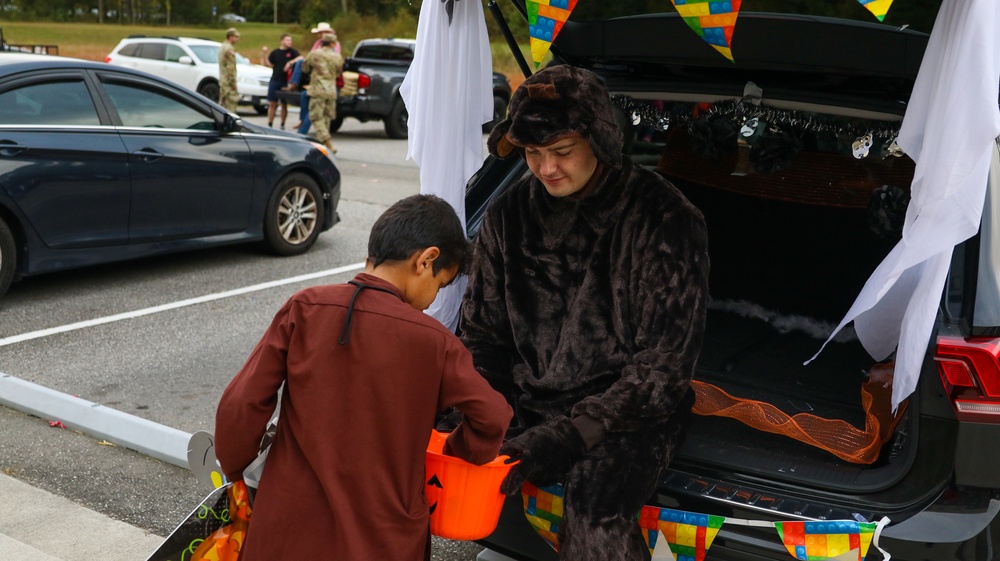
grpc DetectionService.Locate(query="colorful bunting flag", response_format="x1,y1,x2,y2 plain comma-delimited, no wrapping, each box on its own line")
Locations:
521,483,890,561
640,506,725,561
527,0,579,67
522,482,563,550
670,0,743,62
775,520,879,561
856,0,895,22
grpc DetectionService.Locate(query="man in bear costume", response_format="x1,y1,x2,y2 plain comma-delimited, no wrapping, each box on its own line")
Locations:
460,65,710,560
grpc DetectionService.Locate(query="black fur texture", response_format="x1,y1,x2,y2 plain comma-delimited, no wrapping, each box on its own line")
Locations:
487,65,624,168
499,415,587,494
461,158,709,561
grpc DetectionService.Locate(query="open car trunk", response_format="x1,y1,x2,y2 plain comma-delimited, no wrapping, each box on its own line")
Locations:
635,123,919,492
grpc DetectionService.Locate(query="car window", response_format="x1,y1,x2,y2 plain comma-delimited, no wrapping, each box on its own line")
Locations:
118,43,140,57
165,44,187,63
353,44,413,61
188,45,218,64
137,42,167,61
104,82,215,130
236,52,252,65
0,79,100,126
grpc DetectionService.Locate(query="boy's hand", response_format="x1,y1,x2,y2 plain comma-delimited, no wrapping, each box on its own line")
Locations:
498,416,585,495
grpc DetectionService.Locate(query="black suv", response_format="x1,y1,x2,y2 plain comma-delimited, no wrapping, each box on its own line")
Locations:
279,38,512,139
466,3,999,560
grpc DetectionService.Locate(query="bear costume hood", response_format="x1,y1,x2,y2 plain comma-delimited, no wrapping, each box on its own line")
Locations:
487,65,624,169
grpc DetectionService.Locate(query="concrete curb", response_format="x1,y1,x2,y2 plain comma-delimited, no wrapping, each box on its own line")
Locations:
0,372,191,469
0,473,163,561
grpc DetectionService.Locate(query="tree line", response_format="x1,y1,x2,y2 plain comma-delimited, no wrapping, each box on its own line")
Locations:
0,0,419,25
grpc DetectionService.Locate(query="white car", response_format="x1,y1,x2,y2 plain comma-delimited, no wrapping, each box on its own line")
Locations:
105,36,271,114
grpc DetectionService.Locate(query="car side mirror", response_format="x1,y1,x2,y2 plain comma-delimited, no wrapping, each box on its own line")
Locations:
221,113,242,133
178,55,193,65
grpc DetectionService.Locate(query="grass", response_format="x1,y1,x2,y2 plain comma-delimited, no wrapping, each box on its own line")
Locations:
0,21,532,88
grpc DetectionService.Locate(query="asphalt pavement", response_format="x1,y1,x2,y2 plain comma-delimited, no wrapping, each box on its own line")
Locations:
0,108,506,561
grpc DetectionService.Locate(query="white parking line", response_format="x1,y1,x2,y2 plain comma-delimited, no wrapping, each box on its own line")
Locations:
0,262,366,348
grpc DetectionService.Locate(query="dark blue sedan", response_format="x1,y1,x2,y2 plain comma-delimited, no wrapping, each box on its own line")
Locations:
0,53,341,298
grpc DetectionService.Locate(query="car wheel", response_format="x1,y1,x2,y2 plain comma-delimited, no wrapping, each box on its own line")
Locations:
263,173,324,256
0,217,16,299
384,97,408,139
329,116,344,134
198,81,220,103
483,95,507,134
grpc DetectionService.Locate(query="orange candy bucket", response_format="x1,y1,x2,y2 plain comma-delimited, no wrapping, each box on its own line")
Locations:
425,430,517,540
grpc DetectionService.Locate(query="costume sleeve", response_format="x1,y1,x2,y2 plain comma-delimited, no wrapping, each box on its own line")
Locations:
460,204,519,404
571,198,709,433
439,337,513,465
215,300,293,481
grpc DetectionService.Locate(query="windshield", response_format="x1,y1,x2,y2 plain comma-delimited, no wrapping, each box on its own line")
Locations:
236,52,252,65
188,45,218,64
571,0,941,34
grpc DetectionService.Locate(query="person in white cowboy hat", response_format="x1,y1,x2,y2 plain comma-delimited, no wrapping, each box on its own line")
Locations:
309,22,341,54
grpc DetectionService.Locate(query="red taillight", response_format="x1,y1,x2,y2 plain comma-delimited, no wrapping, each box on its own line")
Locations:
104,56,112,63
357,73,371,89
935,336,1000,422
336,75,343,89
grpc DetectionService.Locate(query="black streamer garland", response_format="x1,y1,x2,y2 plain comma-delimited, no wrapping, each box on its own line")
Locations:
610,95,902,147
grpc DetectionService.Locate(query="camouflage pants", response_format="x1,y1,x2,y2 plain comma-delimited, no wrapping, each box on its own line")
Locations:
309,96,337,143
219,84,239,113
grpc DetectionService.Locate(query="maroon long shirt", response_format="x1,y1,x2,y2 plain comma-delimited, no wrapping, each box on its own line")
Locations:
215,273,512,561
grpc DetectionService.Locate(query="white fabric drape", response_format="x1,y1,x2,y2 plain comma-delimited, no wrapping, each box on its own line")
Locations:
400,0,493,331
808,0,1000,412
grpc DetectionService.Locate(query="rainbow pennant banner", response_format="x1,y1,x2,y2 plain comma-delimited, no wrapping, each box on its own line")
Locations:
856,0,895,22
526,0,579,67
521,483,891,561
670,0,742,62
775,520,879,561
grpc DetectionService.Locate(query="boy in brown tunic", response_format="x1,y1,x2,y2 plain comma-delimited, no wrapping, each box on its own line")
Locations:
216,194,512,560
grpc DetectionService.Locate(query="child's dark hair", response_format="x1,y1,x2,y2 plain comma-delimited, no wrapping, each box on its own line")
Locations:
368,194,472,275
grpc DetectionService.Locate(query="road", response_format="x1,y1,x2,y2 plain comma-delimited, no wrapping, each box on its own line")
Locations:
0,111,489,560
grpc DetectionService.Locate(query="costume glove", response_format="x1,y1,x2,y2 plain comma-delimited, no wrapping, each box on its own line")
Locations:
499,416,586,495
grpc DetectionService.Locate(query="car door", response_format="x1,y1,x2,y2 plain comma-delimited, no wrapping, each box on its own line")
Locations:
161,43,200,91
0,70,131,249
94,71,254,243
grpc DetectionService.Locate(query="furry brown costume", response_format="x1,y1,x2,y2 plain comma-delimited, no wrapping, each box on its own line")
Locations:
461,66,710,561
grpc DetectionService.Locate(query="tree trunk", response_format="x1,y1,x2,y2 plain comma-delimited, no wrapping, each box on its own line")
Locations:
99,0,104,23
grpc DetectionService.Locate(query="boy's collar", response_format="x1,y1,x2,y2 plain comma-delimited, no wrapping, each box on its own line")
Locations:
352,272,404,300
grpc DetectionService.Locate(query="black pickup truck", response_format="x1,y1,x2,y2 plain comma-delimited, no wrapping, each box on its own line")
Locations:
280,37,512,139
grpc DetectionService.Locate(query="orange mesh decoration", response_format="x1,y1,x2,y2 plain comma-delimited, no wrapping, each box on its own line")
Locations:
691,364,906,464
190,481,252,561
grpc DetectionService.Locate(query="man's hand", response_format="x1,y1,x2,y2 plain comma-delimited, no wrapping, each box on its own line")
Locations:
498,416,586,495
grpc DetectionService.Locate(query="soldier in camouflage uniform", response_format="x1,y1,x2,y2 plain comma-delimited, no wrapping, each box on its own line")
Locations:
218,28,240,113
302,33,344,153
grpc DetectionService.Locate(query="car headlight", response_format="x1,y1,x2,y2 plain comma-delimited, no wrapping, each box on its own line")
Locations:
310,142,331,158
238,75,256,85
